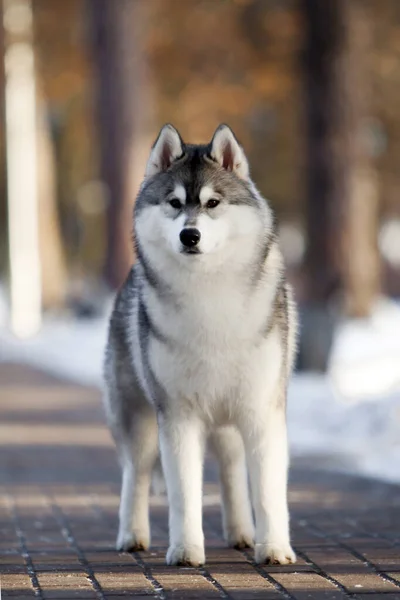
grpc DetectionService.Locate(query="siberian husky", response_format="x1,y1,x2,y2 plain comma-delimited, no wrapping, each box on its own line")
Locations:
104,124,297,566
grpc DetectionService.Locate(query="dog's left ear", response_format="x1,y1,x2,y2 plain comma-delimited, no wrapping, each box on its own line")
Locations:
209,124,249,180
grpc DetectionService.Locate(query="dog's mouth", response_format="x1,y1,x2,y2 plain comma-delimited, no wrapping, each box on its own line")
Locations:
180,247,201,255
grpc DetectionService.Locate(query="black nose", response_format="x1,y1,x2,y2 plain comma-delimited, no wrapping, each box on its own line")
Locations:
180,228,201,248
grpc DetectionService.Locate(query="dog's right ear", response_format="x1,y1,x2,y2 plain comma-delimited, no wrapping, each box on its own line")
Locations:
145,124,184,177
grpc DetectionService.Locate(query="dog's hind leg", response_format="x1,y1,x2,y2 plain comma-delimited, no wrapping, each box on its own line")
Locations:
114,404,159,552
211,426,254,549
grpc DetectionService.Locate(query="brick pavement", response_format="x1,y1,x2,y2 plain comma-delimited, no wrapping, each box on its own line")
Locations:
1,363,400,599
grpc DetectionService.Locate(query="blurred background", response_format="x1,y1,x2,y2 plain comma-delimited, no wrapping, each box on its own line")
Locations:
0,0,399,480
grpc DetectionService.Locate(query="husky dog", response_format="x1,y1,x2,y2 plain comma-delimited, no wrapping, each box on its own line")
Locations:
104,124,297,567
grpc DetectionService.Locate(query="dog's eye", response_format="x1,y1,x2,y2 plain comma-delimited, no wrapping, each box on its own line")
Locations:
206,199,220,209
169,198,182,210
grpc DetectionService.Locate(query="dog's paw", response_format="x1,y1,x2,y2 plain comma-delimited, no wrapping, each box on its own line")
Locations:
255,543,296,565
166,544,205,567
116,530,149,553
226,528,254,550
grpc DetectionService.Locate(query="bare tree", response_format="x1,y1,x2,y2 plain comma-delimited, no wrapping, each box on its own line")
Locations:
89,0,133,290
300,0,380,370
88,0,153,290
340,1,380,319
36,90,68,310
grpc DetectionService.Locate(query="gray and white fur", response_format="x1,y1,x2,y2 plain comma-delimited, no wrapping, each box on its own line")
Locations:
104,124,297,566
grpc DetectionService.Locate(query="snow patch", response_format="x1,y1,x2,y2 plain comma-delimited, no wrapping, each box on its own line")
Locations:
329,297,400,401
288,374,400,483
0,316,108,387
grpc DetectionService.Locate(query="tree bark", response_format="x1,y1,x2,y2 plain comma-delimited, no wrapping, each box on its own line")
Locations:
36,90,68,310
88,0,153,290
0,6,7,274
340,1,380,318
302,0,348,305
300,0,380,370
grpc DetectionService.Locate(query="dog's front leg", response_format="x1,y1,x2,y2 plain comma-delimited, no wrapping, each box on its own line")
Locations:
158,413,205,566
241,404,296,565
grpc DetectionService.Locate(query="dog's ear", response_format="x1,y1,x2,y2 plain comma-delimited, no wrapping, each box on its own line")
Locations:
209,124,249,180
145,124,184,177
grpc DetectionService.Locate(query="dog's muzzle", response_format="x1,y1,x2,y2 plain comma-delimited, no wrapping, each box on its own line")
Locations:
180,228,201,250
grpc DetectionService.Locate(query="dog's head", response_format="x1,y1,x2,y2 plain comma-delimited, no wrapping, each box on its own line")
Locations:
135,124,273,266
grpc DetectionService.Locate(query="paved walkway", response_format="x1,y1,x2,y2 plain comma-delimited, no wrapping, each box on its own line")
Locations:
1,364,400,599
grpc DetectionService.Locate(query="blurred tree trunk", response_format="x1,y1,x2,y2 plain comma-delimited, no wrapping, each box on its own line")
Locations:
0,10,7,274
341,1,380,319
36,92,68,310
300,0,380,371
89,0,153,290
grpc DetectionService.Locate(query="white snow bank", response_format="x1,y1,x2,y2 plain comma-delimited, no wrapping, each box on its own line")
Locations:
329,296,400,402
0,316,108,387
287,374,400,483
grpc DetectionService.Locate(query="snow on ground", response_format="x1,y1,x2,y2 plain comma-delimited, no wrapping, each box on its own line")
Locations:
0,294,399,484
0,316,108,387
288,296,400,483
287,375,400,483
329,296,400,401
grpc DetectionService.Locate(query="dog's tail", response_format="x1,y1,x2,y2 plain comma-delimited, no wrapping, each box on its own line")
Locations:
151,456,166,496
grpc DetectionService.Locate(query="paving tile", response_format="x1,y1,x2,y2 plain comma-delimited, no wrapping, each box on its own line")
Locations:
0,572,34,592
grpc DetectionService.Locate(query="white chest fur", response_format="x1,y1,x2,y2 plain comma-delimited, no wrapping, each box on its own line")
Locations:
139,260,283,422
